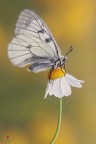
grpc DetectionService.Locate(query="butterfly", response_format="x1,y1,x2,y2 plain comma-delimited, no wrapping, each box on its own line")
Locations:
8,9,84,98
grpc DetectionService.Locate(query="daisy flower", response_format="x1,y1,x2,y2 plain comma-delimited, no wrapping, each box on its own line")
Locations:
45,67,84,98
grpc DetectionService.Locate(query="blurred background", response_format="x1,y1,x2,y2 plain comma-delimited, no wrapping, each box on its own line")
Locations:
0,0,96,144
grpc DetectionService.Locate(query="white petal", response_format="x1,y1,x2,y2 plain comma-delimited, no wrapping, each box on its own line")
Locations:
44,81,50,99
65,74,84,88
49,80,53,96
66,74,84,83
52,78,64,98
44,80,53,98
61,77,71,96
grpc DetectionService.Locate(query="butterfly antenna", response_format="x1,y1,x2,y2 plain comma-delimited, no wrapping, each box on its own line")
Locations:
65,46,73,57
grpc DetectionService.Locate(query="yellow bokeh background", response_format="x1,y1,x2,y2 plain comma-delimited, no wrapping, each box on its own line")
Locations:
0,0,96,144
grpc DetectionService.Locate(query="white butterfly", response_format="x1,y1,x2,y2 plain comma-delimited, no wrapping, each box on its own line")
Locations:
8,9,63,72
8,9,84,98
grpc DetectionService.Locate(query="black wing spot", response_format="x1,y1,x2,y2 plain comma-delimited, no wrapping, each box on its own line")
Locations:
45,38,52,43
38,29,45,33
26,45,32,48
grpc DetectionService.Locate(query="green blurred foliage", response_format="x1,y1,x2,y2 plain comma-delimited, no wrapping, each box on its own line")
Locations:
0,0,96,144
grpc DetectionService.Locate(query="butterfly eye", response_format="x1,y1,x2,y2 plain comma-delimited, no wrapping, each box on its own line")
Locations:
38,29,45,33
45,38,52,43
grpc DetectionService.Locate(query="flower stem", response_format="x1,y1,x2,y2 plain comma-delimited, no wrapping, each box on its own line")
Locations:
50,98,62,144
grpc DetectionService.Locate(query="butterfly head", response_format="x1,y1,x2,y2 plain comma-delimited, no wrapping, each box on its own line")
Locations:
52,46,73,69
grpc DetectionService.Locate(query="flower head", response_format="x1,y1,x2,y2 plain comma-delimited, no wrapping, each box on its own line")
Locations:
45,67,84,98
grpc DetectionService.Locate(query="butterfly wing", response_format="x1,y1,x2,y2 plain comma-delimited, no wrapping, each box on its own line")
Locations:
8,9,61,71
28,62,53,73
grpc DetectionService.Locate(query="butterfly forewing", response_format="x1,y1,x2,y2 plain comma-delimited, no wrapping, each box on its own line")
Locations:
8,9,61,70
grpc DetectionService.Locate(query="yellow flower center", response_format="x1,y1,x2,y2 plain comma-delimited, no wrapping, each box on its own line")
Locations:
49,67,66,80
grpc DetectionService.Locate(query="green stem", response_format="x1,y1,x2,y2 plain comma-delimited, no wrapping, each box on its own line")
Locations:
50,98,62,144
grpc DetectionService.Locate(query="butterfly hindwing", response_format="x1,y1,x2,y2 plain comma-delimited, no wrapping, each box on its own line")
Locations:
28,62,53,73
